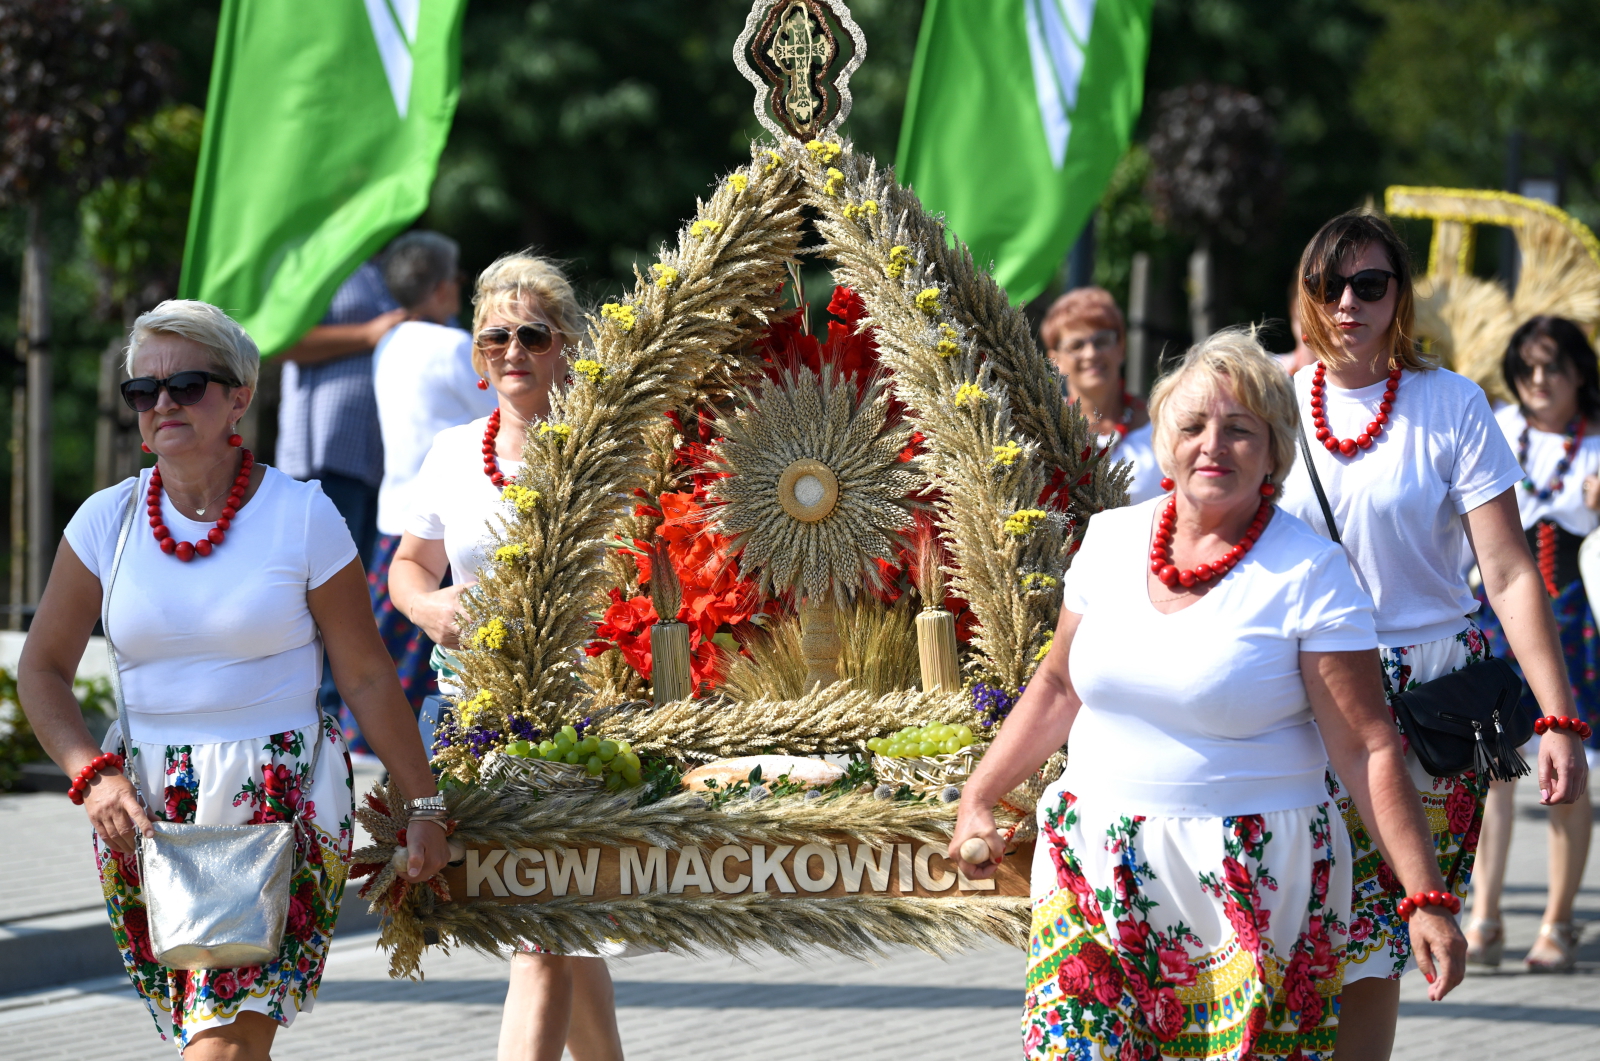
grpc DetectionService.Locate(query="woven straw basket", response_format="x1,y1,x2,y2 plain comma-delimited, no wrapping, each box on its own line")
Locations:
479,750,603,792
871,745,982,795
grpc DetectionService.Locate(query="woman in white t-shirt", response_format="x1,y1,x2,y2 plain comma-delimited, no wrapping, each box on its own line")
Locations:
1279,212,1589,1058
388,253,626,1061
1468,316,1600,973
1041,286,1164,504
953,331,1466,1061
16,301,448,1058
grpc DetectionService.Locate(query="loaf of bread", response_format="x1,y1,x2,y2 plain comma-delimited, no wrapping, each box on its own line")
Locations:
681,754,844,792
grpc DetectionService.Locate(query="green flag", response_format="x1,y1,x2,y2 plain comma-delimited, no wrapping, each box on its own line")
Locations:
896,0,1152,304
179,0,466,354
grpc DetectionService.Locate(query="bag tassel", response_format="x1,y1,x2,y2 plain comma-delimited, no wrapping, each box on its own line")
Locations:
1490,708,1531,782
1470,722,1500,781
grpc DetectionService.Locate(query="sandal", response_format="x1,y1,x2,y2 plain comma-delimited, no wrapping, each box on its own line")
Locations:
1465,917,1504,968
1525,921,1582,973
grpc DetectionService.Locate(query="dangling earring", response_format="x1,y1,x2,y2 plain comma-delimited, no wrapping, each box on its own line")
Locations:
1260,475,1276,497
227,432,243,448
477,378,489,391
1160,476,1174,491
141,442,152,454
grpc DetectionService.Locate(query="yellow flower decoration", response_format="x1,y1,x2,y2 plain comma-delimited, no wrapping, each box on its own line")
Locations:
690,219,723,239
652,264,679,289
495,543,528,565
1021,572,1059,591
935,339,960,358
953,383,988,409
885,245,913,279
572,358,606,385
842,199,878,222
914,288,942,316
992,440,1023,466
805,140,842,165
763,149,783,173
538,423,572,442
728,174,748,194
456,689,495,727
823,167,844,197
600,302,637,331
502,484,541,514
1033,631,1055,663
1004,509,1049,537
473,618,509,652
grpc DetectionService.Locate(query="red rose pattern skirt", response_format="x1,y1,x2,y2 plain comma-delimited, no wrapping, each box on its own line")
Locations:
1024,788,1352,1060
1329,622,1488,983
93,715,354,1051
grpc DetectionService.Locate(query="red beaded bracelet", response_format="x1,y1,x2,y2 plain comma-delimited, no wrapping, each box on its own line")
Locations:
67,753,125,805
1533,716,1593,740
1396,889,1461,921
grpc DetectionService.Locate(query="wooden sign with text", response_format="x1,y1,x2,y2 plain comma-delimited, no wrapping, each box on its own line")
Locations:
441,837,1033,903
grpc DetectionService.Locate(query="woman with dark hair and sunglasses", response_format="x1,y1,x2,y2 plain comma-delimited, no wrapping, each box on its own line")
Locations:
388,253,627,1061
16,300,450,1058
1279,214,1589,1059
1466,316,1600,973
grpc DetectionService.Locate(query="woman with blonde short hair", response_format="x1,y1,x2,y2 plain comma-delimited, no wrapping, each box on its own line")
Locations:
953,328,1467,1061
1040,286,1163,504
388,253,626,1061
1279,212,1588,1059
19,300,448,1059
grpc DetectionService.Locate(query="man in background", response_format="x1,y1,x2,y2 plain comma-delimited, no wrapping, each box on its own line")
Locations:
354,231,494,755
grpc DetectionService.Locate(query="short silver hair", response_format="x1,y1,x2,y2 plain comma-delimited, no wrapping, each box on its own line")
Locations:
126,300,260,391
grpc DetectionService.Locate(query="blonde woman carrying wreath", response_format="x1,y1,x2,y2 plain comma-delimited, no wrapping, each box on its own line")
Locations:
953,331,1467,1061
17,301,450,1059
388,253,626,1061
1279,213,1589,1060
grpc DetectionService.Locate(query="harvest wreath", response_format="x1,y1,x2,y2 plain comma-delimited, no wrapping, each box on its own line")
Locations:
358,0,1128,979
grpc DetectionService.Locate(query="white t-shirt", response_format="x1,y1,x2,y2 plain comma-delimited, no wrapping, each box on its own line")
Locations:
64,467,357,744
1279,366,1522,647
1107,422,1164,505
407,418,524,588
1494,404,1600,536
1059,497,1377,817
373,321,498,536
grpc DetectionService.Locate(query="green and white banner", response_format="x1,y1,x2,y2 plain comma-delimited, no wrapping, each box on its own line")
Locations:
896,0,1153,304
179,0,467,354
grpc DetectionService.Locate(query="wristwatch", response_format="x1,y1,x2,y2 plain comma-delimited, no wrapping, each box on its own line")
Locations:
409,794,448,818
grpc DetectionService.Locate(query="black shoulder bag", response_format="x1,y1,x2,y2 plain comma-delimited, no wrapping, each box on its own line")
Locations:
1297,423,1533,781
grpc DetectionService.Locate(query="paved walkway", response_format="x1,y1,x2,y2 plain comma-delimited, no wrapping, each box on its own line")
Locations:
2,781,1595,1059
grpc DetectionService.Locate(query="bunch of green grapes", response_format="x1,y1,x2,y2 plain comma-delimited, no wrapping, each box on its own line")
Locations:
866,722,978,759
506,725,643,791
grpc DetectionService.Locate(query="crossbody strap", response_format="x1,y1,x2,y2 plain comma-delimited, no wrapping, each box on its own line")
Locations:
1297,421,1342,545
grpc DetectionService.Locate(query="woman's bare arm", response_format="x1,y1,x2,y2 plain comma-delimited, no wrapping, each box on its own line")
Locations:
1302,648,1464,1000
1466,489,1588,804
949,604,1084,876
387,533,465,647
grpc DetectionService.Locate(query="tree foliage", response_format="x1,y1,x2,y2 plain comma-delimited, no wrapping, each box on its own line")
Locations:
1145,82,1281,246
0,0,168,204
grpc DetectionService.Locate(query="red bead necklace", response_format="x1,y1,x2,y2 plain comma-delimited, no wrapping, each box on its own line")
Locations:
148,446,253,562
1537,521,1561,598
1149,493,1273,589
481,408,515,487
1309,362,1401,457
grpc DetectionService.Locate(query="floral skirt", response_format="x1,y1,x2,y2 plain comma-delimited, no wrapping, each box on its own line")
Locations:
342,532,438,754
1329,621,1488,983
1023,787,1352,1061
95,715,354,1052
1477,579,1600,757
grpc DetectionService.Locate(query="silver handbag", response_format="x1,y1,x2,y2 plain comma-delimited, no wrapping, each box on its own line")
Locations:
104,480,320,970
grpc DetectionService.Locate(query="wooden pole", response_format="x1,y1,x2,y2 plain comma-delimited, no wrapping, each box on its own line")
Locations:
799,596,840,691
916,608,960,693
650,620,693,705
22,202,51,609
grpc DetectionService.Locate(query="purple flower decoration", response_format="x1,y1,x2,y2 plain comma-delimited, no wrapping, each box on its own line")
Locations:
971,681,1022,728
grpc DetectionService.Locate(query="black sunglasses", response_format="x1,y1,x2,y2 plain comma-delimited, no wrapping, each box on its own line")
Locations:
475,322,554,354
119,371,240,413
1303,268,1397,304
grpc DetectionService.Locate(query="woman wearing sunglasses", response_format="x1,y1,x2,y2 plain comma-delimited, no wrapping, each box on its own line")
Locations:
1279,213,1589,1059
17,300,450,1059
388,252,628,1061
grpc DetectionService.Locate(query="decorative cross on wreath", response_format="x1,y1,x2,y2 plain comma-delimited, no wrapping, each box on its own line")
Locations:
735,0,865,142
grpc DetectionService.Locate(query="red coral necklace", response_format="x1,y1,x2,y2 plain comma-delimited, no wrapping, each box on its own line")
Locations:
148,446,253,562
1309,362,1401,457
1149,493,1272,589
481,409,515,487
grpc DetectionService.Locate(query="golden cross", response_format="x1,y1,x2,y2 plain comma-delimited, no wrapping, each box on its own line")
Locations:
767,2,833,127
